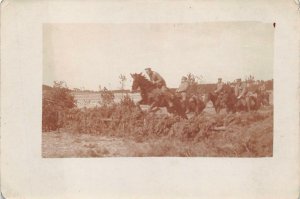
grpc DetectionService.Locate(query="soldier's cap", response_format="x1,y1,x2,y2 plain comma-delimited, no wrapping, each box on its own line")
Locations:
236,78,242,81
145,67,152,71
218,78,222,80
181,76,187,80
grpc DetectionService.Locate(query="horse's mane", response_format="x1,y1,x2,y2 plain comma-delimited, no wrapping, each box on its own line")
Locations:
136,73,149,82
132,73,153,86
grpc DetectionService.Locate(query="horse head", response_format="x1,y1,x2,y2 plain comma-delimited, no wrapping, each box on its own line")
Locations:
130,73,141,92
131,73,153,92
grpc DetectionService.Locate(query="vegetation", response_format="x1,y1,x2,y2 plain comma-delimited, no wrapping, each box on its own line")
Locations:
43,105,273,157
42,81,76,131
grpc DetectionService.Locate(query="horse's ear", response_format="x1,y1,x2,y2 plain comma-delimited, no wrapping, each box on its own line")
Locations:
139,72,142,75
130,73,133,78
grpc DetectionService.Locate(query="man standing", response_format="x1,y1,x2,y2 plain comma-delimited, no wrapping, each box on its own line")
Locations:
145,68,167,91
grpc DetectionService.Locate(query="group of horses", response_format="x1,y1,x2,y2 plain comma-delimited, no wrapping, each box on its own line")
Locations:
130,73,270,119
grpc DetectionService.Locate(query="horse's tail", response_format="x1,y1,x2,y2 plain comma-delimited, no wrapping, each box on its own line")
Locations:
196,97,206,114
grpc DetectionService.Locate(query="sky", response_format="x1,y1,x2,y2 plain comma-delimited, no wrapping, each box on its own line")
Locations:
43,22,274,90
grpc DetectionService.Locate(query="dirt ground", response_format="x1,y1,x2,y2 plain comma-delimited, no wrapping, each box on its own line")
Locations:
42,104,273,158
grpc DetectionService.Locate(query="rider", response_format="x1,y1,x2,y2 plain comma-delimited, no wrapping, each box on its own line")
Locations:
210,78,225,107
234,78,251,111
214,78,225,96
176,76,189,102
175,76,190,112
145,68,167,92
145,67,173,108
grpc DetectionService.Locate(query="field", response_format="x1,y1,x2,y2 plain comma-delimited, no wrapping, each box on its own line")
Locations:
42,102,273,157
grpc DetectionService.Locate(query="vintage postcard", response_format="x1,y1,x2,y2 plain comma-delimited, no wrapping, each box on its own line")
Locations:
1,1,299,199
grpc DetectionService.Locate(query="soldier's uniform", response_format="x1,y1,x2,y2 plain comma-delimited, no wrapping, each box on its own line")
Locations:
235,79,251,111
145,68,173,107
215,82,224,94
176,76,194,113
176,77,189,102
212,78,225,103
146,69,167,91
235,82,248,98
215,78,225,97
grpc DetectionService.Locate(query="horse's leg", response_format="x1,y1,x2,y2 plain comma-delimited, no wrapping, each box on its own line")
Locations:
185,97,193,114
216,106,221,114
263,93,269,106
195,99,205,115
252,97,259,110
235,100,241,112
178,101,188,119
174,103,187,119
135,102,143,112
207,93,219,113
213,100,219,113
245,97,251,112
170,97,187,119
205,93,214,105
225,103,232,114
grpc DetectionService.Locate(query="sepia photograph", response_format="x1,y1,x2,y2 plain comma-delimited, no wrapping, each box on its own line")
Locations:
42,22,274,157
2,1,300,199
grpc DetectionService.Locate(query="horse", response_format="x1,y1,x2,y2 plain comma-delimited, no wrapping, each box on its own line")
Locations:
204,84,237,113
255,89,270,106
131,73,189,118
235,85,267,112
237,90,268,111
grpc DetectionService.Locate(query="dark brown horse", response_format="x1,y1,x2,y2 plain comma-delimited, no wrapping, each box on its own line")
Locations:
205,84,265,113
204,84,237,113
255,89,270,107
131,73,189,118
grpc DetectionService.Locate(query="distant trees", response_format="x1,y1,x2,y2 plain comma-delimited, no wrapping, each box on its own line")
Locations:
42,81,76,132
119,74,127,92
245,75,255,83
52,81,76,109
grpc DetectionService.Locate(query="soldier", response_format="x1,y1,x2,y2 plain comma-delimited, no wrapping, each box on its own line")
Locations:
145,68,167,92
234,78,251,111
175,76,190,113
145,67,173,107
210,78,225,104
214,78,224,95
176,76,189,102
